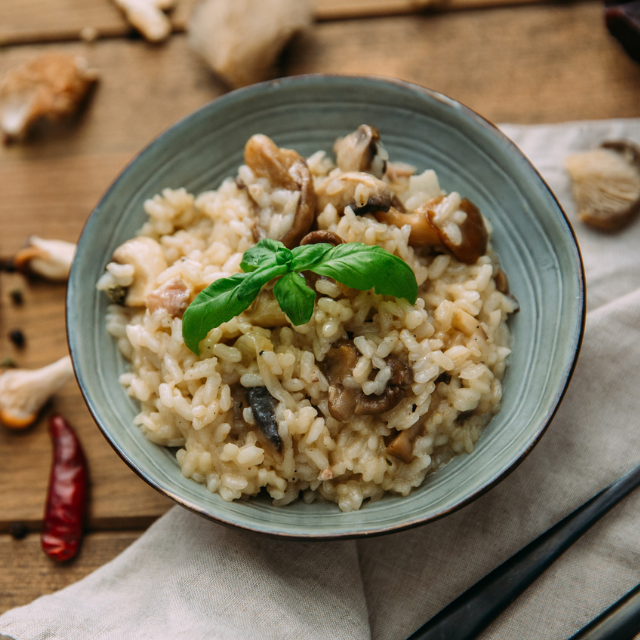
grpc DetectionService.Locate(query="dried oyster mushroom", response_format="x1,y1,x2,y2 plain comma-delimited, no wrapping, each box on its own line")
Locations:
113,0,176,42
0,356,74,430
188,0,312,88
565,141,640,230
0,53,98,143
1,236,77,281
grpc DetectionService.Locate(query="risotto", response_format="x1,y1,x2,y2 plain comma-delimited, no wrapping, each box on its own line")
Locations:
97,126,518,512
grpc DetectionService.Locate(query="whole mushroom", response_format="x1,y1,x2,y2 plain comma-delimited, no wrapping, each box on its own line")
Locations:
0,356,74,429
244,134,317,249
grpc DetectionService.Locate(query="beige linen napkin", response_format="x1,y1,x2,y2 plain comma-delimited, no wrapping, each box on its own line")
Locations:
2,118,640,640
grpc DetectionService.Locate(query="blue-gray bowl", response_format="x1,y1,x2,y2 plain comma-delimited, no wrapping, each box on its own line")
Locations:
67,75,585,538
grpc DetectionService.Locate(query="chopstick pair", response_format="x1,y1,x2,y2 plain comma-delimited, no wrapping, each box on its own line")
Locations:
407,461,640,640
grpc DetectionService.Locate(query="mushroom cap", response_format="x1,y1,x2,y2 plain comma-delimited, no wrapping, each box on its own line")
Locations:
565,141,640,230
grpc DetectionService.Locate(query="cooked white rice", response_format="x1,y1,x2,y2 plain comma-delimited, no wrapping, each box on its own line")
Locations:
99,135,517,512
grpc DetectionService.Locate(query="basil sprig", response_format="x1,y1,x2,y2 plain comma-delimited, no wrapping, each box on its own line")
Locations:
182,239,418,354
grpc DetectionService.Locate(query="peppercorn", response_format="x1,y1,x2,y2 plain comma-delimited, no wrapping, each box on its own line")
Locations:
8,522,29,540
9,288,24,305
8,329,26,348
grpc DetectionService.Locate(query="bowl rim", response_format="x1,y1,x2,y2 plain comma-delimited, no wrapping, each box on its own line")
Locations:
67,73,586,539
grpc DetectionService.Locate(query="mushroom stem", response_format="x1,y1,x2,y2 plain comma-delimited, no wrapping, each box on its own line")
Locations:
6,237,77,281
0,356,74,429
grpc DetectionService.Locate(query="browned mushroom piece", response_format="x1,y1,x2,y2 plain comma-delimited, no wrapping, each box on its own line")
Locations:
327,385,357,423
316,172,391,217
387,421,422,464
244,134,317,248
386,396,441,463
354,385,404,416
427,197,488,265
376,195,488,265
375,206,441,246
333,125,388,179
386,355,414,387
299,230,344,246
324,340,359,422
565,140,640,230
324,341,413,422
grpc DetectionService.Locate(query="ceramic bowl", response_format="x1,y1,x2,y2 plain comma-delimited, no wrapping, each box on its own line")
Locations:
67,75,585,538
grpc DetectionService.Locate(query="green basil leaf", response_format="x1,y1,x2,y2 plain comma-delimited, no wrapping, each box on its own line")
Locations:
273,272,316,325
290,243,334,272
182,273,253,355
310,243,418,303
236,262,289,302
240,239,284,272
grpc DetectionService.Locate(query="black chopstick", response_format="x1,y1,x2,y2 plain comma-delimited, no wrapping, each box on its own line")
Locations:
407,461,640,640
568,582,640,640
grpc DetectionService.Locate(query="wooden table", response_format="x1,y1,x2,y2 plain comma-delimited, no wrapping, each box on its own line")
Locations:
1,0,639,614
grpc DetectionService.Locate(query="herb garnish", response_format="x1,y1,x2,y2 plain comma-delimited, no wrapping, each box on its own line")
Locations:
182,239,418,355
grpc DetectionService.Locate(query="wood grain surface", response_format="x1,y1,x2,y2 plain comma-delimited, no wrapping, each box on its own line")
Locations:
1,0,640,620
0,532,138,614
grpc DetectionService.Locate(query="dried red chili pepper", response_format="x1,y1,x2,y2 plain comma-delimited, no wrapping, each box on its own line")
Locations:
41,415,88,562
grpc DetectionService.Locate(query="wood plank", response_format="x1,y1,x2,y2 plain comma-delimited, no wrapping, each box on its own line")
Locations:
0,531,140,614
0,0,552,47
285,1,640,124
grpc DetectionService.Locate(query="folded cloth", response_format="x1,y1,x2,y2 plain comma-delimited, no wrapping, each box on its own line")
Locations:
3,118,640,640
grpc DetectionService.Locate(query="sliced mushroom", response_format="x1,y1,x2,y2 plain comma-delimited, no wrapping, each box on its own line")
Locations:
387,421,422,464
324,341,412,421
0,356,74,429
7,236,77,281
386,355,414,387
354,385,404,416
376,194,488,264
316,172,391,216
334,125,388,179
565,140,640,229
386,397,442,463
245,386,282,451
102,237,168,307
327,385,357,423
299,230,344,246
375,206,441,246
244,134,317,248
0,53,99,143
145,277,191,317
